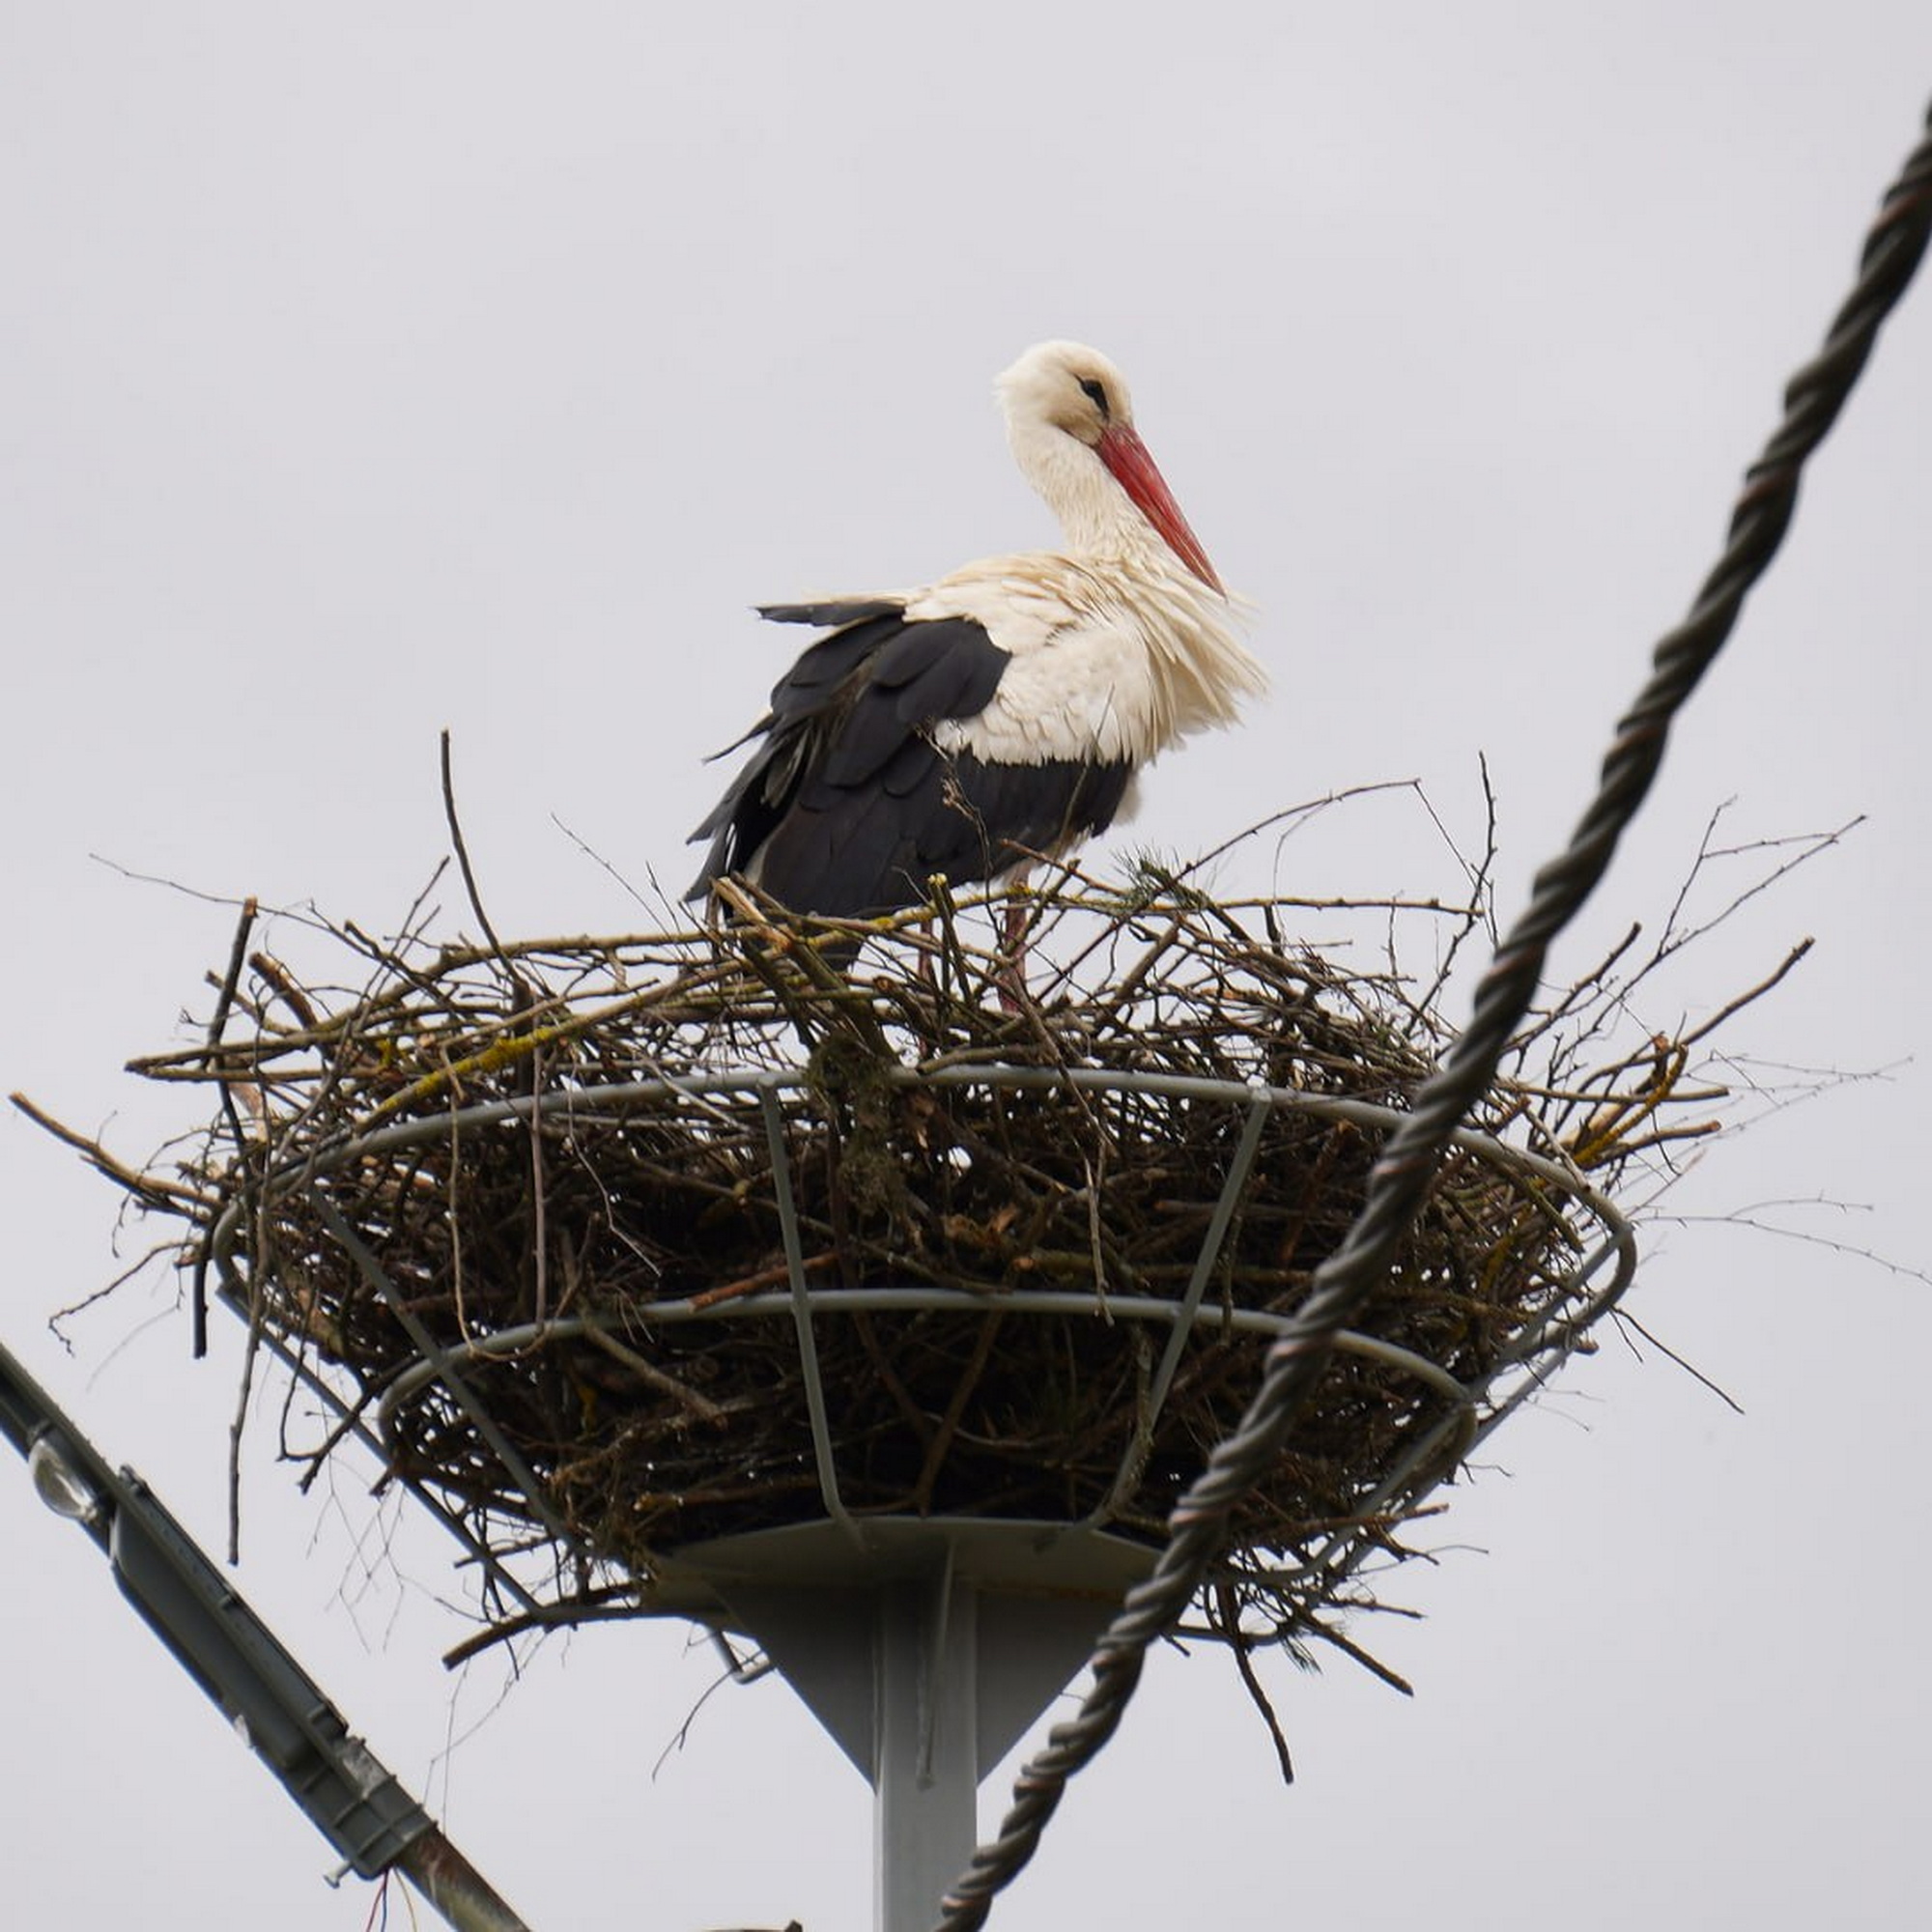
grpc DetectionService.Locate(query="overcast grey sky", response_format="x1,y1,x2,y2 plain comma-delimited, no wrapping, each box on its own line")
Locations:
4,7,1929,1928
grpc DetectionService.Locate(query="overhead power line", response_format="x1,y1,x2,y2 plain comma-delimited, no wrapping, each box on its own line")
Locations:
938,90,1932,1932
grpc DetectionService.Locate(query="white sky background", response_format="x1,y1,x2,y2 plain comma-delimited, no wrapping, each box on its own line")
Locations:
3,5,1929,1927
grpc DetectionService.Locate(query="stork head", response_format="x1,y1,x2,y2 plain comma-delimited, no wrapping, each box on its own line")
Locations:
996,340,1224,593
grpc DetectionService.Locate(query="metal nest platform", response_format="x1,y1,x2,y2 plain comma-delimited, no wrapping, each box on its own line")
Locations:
224,1058,1634,1613
110,882,1679,1658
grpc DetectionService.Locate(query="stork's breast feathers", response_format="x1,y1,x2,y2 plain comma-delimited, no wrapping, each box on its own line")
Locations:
908,553,1265,769
928,623,1151,766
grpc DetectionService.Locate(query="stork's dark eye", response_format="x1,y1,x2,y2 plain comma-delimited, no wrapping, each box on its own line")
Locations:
1077,377,1110,419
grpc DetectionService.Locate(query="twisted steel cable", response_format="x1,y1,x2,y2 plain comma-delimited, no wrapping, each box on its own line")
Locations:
938,99,1932,1932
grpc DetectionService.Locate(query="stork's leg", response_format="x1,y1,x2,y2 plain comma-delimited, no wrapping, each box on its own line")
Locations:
997,869,1034,1013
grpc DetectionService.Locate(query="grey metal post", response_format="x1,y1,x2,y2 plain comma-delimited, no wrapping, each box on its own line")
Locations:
873,1575,978,1932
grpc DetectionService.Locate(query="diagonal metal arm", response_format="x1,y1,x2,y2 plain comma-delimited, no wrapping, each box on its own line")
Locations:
1091,1088,1272,1526
315,1196,584,1557
759,1082,859,1538
0,1334,531,1931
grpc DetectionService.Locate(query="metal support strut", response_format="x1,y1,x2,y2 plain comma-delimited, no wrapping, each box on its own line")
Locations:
688,1517,1158,1932
0,1335,532,1932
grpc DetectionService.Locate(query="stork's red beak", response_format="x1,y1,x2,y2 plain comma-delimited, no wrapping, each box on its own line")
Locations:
1096,424,1225,593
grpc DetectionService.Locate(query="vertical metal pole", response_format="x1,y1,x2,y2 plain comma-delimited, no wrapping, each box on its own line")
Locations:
873,1575,978,1932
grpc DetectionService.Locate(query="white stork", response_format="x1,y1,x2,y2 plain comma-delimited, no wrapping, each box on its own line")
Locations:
687,340,1265,929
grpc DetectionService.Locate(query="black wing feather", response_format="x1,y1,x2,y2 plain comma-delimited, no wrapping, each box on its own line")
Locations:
818,621,1002,789
757,598,904,628
768,615,905,712
688,606,1131,916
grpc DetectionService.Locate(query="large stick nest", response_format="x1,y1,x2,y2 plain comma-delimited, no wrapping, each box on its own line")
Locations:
83,858,1754,1666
